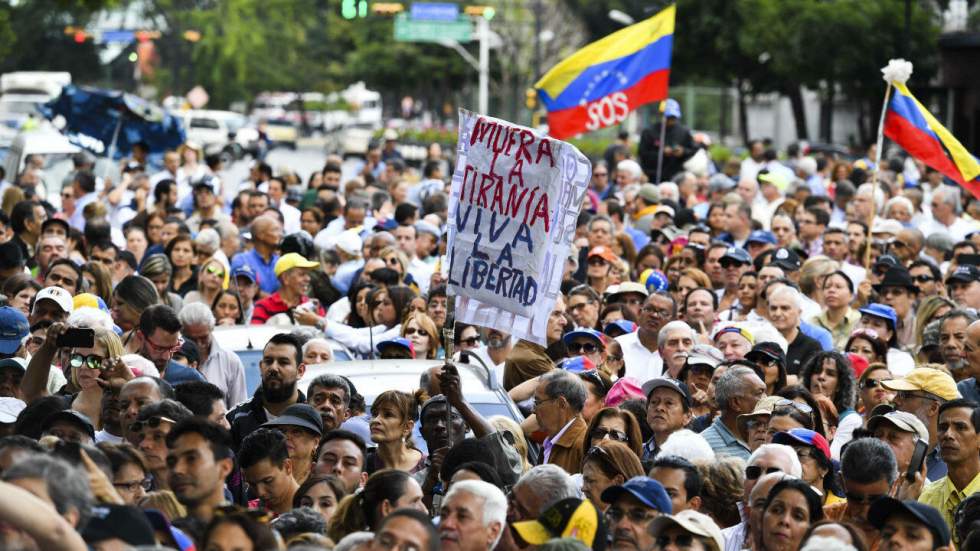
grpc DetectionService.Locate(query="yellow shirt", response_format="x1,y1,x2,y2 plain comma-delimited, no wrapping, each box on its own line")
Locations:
918,470,980,545
811,308,860,350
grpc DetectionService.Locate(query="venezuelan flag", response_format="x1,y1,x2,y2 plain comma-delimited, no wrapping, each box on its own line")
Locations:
884,81,980,199
534,5,675,140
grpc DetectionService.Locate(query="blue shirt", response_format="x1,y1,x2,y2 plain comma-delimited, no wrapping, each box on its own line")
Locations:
232,249,280,294
625,226,650,250
958,378,980,403
926,445,947,482
800,321,833,351
162,360,205,385
700,417,750,460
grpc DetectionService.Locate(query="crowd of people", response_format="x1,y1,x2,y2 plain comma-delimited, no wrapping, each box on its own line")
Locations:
0,108,978,551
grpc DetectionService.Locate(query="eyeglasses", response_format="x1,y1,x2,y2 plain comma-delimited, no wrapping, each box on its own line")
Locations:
128,416,176,434
568,341,599,354
533,396,557,411
141,332,184,354
912,274,935,283
745,465,782,480
569,300,595,312
459,336,480,346
844,491,886,505
205,264,225,278
69,353,107,371
587,257,608,266
113,478,152,493
642,306,672,318
591,427,628,442
656,534,696,549
605,507,658,524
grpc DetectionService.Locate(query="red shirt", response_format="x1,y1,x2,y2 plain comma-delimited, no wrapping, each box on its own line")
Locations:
250,292,324,324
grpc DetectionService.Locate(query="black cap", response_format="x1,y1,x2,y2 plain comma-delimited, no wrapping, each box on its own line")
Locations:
946,264,980,284
868,497,950,547
175,339,200,365
41,409,96,440
874,254,901,271
82,505,156,546
745,341,786,367
640,378,691,408
768,248,801,271
263,403,323,436
41,217,70,236
872,267,918,294
0,240,24,270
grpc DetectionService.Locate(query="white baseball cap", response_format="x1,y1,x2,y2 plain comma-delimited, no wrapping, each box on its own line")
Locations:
0,397,26,423
32,286,74,315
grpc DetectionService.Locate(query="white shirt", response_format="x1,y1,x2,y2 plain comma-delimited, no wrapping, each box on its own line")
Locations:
615,331,662,382
280,202,302,234
740,158,765,183
69,191,99,230
919,215,977,242
887,348,915,377
408,257,433,294
95,430,123,444
199,340,248,408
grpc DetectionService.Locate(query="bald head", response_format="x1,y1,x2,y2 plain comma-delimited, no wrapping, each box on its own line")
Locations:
966,320,980,365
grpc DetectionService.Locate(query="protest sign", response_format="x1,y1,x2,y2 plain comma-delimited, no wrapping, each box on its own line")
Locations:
446,109,591,345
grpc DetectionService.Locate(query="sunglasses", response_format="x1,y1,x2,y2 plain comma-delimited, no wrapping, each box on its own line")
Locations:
745,465,782,480
591,428,628,442
205,264,225,278
129,416,176,434
403,327,422,336
862,378,885,389
912,274,935,283
656,534,695,549
588,257,608,266
69,353,106,371
459,336,480,346
579,370,609,394
568,342,599,354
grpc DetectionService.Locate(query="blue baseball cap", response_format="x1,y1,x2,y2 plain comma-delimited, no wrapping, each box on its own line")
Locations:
858,303,898,331
604,320,637,337
642,269,669,293
0,307,28,355
663,99,681,119
563,328,605,346
376,337,415,358
601,477,672,514
772,428,831,462
559,356,597,374
746,230,777,246
721,246,751,265
232,264,257,284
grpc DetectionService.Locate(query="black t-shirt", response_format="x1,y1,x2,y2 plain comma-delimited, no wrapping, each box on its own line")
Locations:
786,331,822,376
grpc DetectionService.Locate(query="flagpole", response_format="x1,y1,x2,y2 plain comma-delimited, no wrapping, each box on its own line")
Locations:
655,102,667,184
864,82,893,271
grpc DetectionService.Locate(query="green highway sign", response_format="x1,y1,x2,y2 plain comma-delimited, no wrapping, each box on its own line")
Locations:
394,13,473,43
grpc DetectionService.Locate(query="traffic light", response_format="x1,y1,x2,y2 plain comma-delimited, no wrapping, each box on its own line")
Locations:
342,0,368,19
525,88,538,110
464,5,496,20
372,2,404,15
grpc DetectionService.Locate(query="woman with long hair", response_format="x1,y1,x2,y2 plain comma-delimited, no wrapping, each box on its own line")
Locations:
799,351,858,457
98,441,150,506
82,261,114,305
773,428,844,505
706,202,727,236
581,407,643,459
2,274,40,317
758,478,824,551
139,253,184,312
184,257,227,307
857,363,894,419
112,275,160,336
914,295,955,351
211,289,244,326
144,210,167,248
580,441,644,510
401,311,439,360
327,469,426,542
300,206,326,237
294,474,347,526
720,271,757,321
345,281,377,328
321,285,415,358
165,234,197,297
673,268,712,307
124,225,148,266
772,386,826,440
367,390,426,474
633,243,664,278
844,328,888,366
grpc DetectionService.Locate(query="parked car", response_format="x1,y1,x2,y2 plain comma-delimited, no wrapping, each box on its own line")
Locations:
298,356,525,424
3,129,81,208
214,325,353,397
262,118,298,150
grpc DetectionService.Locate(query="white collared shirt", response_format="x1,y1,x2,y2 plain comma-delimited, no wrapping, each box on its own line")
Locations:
615,331,663,382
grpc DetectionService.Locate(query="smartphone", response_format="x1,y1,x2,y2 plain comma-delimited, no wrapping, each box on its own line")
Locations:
906,440,928,483
56,328,95,349
956,253,980,267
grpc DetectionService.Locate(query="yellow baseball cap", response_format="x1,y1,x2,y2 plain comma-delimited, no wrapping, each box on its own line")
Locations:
881,368,961,401
274,253,319,278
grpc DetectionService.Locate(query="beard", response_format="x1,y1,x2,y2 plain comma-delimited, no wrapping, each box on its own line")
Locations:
262,376,298,403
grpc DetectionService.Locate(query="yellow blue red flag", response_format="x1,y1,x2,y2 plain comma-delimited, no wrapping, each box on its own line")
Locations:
534,5,675,140
884,81,980,199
